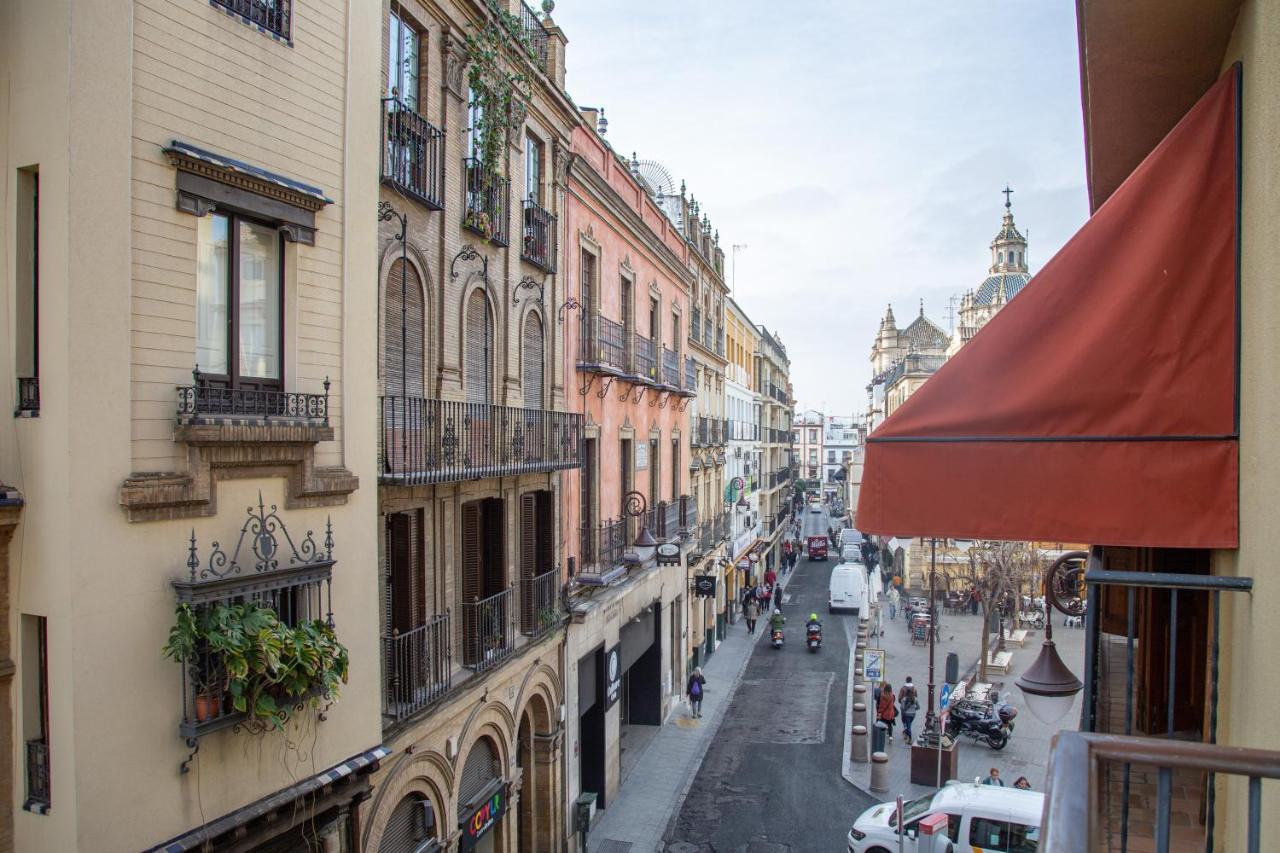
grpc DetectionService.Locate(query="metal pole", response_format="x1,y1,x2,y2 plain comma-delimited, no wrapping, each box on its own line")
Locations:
926,537,937,733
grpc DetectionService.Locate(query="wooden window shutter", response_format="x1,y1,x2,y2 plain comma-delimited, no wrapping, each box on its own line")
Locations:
520,493,536,632
522,313,544,410
386,512,418,634
461,501,482,666
385,259,425,398
536,490,554,574
481,498,505,597
464,291,491,404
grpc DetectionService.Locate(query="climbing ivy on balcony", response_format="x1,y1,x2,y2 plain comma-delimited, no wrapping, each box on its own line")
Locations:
467,4,538,176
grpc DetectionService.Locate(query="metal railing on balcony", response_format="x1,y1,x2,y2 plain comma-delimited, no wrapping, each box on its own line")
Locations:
518,0,550,71
632,335,657,382
578,519,627,583
691,308,702,344
716,327,725,357
681,496,698,533
382,612,452,725
382,97,444,210
15,377,38,417
178,375,329,424
578,314,627,373
1042,731,1279,852
696,417,710,447
379,396,582,485
521,199,556,272
703,319,713,347
661,347,680,387
521,568,560,637
213,0,290,39
463,158,509,247
684,356,697,394
24,738,50,813
462,587,515,671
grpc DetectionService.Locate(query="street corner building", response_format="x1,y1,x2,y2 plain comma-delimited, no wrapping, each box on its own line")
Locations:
1,0,386,850
856,2,1280,848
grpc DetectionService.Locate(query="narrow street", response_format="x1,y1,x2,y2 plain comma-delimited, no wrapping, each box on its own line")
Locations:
665,504,876,852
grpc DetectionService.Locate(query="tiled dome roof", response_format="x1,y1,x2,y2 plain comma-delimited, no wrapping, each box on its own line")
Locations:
902,314,949,350
973,272,1031,306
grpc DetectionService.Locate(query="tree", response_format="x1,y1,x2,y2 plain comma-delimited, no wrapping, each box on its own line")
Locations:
968,541,1039,682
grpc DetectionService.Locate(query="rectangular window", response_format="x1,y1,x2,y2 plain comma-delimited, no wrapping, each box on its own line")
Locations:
969,817,1009,851
671,438,680,500
621,278,633,333
671,311,680,360
21,614,50,813
196,212,283,388
15,167,39,415
649,297,659,343
468,88,483,159
387,8,421,111
525,135,543,203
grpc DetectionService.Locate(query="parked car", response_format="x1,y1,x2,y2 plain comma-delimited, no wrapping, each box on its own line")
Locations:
847,781,1043,853
806,535,829,561
828,563,866,615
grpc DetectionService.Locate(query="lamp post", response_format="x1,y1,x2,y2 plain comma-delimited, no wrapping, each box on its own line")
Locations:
622,490,657,564
1015,551,1087,725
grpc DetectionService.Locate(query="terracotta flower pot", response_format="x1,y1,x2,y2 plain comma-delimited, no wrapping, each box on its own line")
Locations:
194,692,220,723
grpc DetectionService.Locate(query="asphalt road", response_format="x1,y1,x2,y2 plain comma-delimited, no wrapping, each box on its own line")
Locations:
665,504,877,852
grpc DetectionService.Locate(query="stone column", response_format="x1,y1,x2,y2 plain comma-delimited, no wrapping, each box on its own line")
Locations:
533,730,564,852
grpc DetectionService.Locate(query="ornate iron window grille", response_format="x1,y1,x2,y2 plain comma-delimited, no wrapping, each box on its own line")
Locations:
178,370,329,424
170,495,336,770
382,98,445,210
15,377,39,417
211,0,291,41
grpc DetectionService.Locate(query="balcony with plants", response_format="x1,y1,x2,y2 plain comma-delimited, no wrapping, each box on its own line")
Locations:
382,96,444,210
521,197,556,272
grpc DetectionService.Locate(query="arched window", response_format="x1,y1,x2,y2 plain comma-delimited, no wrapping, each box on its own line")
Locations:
464,290,493,404
379,793,437,853
385,258,425,398
522,313,545,410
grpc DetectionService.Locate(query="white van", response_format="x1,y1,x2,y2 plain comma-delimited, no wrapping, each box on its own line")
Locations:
840,544,862,564
828,563,867,615
839,528,861,548
848,782,1043,853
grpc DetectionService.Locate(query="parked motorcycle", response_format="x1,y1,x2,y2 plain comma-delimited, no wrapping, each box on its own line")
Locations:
770,627,785,649
806,621,822,653
945,696,1017,750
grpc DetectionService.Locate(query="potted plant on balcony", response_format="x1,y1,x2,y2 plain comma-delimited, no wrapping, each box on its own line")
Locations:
163,601,350,731
465,209,496,241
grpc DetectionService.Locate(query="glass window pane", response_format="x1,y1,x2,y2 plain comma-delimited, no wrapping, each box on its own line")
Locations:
402,23,419,111
196,214,229,375
237,221,281,380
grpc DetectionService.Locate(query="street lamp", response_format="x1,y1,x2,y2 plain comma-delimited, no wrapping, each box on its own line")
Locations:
1015,551,1087,725
622,490,657,564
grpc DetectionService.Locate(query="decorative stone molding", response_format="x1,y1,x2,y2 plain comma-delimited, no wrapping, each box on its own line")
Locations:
119,425,357,522
552,139,570,189
443,32,468,100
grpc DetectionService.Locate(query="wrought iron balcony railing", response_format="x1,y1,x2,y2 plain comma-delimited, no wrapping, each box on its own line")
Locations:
690,308,702,344
521,568,560,637
578,314,627,373
521,199,556,272
177,374,330,425
463,158,510,247
462,587,515,672
382,612,451,726
661,347,680,387
213,0,290,39
380,396,582,485
685,356,697,394
382,98,444,210
518,0,550,71
24,738,50,813
632,335,657,382
15,377,38,417
578,519,627,584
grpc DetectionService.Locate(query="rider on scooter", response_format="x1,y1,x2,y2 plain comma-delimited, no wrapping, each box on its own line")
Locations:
770,609,786,632
806,612,822,632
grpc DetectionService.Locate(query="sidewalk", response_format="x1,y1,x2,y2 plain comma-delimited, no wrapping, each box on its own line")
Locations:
586,552,799,853
841,603,1086,799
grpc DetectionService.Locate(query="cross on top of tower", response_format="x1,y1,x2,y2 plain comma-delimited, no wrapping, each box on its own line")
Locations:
1002,185,1014,209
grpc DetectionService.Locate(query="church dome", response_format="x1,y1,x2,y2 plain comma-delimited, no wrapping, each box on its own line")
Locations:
973,271,1032,306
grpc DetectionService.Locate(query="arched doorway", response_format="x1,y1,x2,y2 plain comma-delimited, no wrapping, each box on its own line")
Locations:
516,694,556,853
458,736,506,853
378,791,442,853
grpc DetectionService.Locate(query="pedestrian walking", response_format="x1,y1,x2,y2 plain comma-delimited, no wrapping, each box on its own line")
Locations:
744,596,759,635
877,681,898,743
970,587,980,615
981,767,1005,786
687,667,707,718
1013,776,1032,790
898,680,919,743
760,583,772,613
887,586,900,620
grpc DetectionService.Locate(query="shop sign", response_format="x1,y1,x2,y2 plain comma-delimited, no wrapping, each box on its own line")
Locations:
604,645,621,710
693,575,717,597
656,542,681,566
459,788,506,851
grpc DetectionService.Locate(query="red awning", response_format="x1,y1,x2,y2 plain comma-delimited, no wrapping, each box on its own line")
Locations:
856,66,1239,549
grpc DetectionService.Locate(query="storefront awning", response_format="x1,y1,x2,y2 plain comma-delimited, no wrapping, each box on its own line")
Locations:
857,66,1240,549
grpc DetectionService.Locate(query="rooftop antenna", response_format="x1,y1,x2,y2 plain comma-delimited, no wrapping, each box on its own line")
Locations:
945,294,959,332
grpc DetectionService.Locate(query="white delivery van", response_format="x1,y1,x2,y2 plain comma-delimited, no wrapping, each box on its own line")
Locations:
848,782,1043,853
841,544,862,563
839,528,861,548
828,563,867,615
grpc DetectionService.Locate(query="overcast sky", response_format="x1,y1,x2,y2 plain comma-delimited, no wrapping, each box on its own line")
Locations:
552,1,1089,417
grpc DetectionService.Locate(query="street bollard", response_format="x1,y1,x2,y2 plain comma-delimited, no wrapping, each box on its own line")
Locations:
853,700,867,727
854,667,863,687
851,725,868,763
870,751,890,793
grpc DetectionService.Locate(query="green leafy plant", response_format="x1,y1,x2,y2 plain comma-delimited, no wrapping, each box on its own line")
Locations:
536,606,561,629
465,6,536,177
163,601,349,731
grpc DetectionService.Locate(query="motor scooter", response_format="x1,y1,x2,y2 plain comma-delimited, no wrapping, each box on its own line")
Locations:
945,693,1018,750
806,621,822,653
770,627,784,649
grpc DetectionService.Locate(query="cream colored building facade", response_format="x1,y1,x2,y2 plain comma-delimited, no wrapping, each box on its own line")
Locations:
361,3,580,852
725,299,763,589
1,0,384,850
755,328,793,574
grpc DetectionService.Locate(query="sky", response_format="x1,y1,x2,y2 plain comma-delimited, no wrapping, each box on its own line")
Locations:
550,0,1090,417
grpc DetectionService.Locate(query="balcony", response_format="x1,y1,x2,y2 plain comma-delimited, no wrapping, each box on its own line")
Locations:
462,587,515,672
578,315,627,374
463,158,509,247
632,334,658,382
14,377,38,417
177,375,329,426
685,356,697,395
213,0,290,39
382,613,452,726
691,308,702,344
379,396,583,485
518,0,550,71
381,97,444,210
661,347,680,388
578,519,628,584
520,568,560,637
24,738,49,814
521,199,556,272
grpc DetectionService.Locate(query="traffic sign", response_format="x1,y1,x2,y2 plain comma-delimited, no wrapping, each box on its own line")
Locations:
864,647,886,682
939,683,953,711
